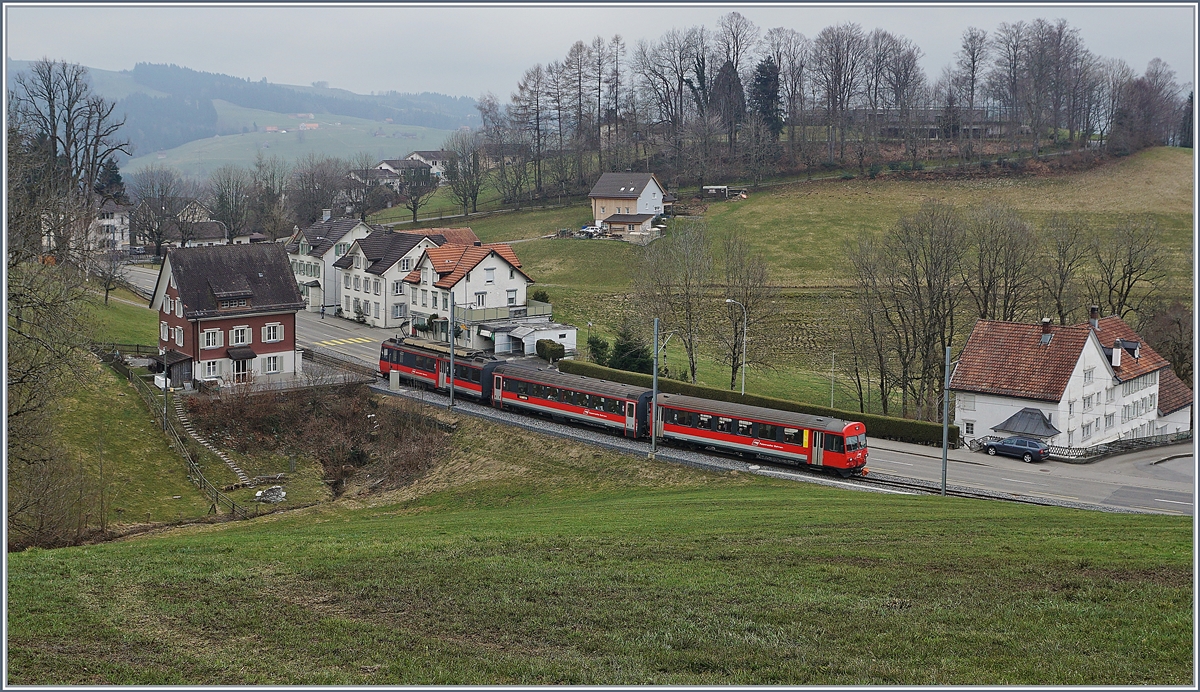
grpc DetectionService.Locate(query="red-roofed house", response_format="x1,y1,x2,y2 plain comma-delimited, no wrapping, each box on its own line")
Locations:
402,242,576,355
950,307,1192,448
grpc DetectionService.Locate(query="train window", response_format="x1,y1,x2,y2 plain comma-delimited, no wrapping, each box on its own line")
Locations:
846,433,866,451
758,424,779,441
502,378,514,392
823,435,845,453
697,414,713,429
737,420,753,436
784,428,803,444
515,380,527,395
402,352,416,367
562,390,576,405
605,398,621,414
716,417,733,433
676,410,694,427
547,387,559,402
590,396,602,411
380,347,389,362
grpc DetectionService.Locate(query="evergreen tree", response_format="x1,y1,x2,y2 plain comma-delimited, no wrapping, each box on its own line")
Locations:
94,157,128,204
607,325,653,374
712,60,746,155
747,57,783,138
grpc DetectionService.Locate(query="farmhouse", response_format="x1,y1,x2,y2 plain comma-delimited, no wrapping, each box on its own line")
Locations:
950,308,1192,448
148,244,305,388
588,172,667,235
331,230,444,329
405,150,454,178
403,242,575,355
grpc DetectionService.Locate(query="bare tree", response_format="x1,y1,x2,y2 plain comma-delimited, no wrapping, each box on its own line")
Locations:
635,219,713,383
710,233,781,390
717,11,761,79
989,21,1027,152
954,27,989,159
288,153,344,225
93,249,128,305
128,164,188,257
511,64,548,194
442,128,486,215
813,23,868,162
250,151,292,239
1038,213,1092,325
399,175,440,224
341,151,377,221
1087,216,1168,319
961,204,1041,321
767,27,810,165
206,163,252,239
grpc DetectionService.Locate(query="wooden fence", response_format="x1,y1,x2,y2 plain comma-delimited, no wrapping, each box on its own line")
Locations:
95,346,256,520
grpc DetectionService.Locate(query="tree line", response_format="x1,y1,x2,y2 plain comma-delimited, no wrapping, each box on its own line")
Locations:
479,12,1190,197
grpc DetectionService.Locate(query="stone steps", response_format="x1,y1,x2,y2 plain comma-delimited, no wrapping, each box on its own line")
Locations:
173,398,251,485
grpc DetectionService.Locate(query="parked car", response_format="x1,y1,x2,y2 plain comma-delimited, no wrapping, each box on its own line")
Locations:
985,436,1051,463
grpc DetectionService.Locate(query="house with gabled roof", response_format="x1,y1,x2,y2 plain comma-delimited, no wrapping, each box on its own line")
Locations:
148,244,306,387
285,212,382,313
402,242,575,355
950,307,1192,448
405,150,454,179
331,230,444,329
588,172,667,235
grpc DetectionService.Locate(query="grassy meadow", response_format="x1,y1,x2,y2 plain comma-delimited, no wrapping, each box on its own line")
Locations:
7,413,1192,685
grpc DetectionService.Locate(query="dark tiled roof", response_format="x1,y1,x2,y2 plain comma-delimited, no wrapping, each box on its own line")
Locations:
603,213,656,224
422,227,479,245
166,244,305,320
164,220,227,243
950,320,1092,402
408,150,453,161
332,231,434,274
1078,316,1172,383
1157,368,1193,416
286,218,382,258
386,159,431,170
588,172,663,199
992,407,1062,437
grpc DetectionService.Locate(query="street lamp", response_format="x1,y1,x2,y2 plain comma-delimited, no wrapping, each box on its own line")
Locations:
651,318,659,459
725,298,747,396
941,346,961,496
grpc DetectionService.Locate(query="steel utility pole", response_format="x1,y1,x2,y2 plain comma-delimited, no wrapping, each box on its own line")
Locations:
448,293,455,409
941,345,950,496
651,317,659,459
725,298,747,395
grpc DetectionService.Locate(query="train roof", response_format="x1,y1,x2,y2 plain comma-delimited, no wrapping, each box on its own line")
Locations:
657,393,856,433
494,364,652,400
385,336,494,362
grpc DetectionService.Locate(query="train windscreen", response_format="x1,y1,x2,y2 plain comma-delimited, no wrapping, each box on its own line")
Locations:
845,433,867,451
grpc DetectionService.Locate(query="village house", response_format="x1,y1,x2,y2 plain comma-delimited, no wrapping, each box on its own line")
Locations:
332,230,444,329
950,308,1192,448
148,243,306,388
374,159,433,187
285,211,381,313
403,242,575,355
405,150,454,179
87,199,132,252
587,172,668,236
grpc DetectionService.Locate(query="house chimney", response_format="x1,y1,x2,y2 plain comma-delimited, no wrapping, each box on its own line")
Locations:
1111,339,1122,367
322,208,332,222
1041,317,1052,334
1089,305,1100,330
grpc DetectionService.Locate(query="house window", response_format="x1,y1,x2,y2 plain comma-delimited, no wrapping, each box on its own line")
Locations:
475,292,486,307
176,300,183,318
1149,393,1156,410
204,360,220,378
1082,422,1093,440
1105,413,1115,429
335,242,348,256
465,271,471,283
411,287,417,304
1068,400,1075,416
959,393,975,411
174,327,183,348
1067,430,1073,446
230,326,250,346
264,355,280,374
963,421,975,435
1083,367,1094,384
374,302,380,319
160,321,169,341
163,297,172,314
400,258,411,271
202,329,223,349
421,290,428,307
1105,387,1115,403
353,255,361,269
263,323,281,342
393,281,403,295
354,297,362,313
510,268,515,279
354,276,361,291
601,206,605,214
343,274,350,289
392,303,405,319
373,279,381,295
507,289,517,306
485,268,495,284
1083,394,1094,411
441,293,448,310
218,298,247,309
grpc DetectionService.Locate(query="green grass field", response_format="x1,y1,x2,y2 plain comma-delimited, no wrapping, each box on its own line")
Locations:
124,100,454,180
88,293,158,345
7,413,1191,685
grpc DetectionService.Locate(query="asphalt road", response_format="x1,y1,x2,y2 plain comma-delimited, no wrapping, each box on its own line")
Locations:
125,265,1195,514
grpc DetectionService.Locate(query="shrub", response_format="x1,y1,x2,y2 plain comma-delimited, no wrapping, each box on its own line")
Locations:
887,161,901,171
587,335,611,367
535,339,565,363
898,161,912,172
912,161,925,171
868,163,883,179
557,360,958,447
530,288,550,303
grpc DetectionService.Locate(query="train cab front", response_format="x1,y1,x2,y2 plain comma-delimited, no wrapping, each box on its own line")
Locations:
840,423,869,477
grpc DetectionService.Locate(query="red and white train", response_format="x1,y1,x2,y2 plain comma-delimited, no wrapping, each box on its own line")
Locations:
380,337,869,477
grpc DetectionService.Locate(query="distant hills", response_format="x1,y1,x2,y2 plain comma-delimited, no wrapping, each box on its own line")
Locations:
6,59,477,177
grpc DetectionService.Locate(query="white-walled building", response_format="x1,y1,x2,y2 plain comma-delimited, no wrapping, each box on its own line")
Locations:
285,214,380,313
402,242,575,355
331,230,443,329
587,172,667,233
950,310,1192,448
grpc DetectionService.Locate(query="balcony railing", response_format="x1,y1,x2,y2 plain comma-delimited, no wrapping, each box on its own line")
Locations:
453,299,552,323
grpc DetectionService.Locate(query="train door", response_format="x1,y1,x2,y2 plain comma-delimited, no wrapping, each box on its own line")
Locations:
811,431,824,466
437,359,448,389
625,401,637,437
492,374,504,409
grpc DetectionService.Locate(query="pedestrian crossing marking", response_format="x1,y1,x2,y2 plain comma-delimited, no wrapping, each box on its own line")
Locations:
314,337,375,346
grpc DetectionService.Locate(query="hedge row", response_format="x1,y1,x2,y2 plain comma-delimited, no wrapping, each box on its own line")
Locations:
536,339,565,363
557,359,957,447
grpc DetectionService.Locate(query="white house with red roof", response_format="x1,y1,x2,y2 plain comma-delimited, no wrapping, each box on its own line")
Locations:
402,242,576,355
950,307,1192,448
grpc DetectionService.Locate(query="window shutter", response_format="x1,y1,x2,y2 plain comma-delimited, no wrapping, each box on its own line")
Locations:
262,325,269,342
160,322,168,341
176,300,183,318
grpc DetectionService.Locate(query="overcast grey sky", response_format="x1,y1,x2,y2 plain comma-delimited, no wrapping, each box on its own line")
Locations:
5,3,1195,99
